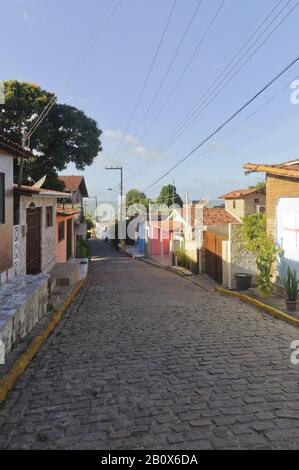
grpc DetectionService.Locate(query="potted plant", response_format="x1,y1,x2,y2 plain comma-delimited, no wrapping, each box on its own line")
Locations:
283,266,299,312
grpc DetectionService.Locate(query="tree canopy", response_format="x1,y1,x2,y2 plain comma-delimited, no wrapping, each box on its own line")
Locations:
156,184,183,208
126,189,151,212
0,80,102,189
249,181,266,191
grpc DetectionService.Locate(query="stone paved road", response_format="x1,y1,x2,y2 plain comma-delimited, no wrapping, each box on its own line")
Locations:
0,240,299,450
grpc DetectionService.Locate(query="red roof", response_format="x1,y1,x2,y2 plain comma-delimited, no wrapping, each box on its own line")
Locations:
220,188,265,199
203,208,239,226
58,175,88,197
151,207,239,232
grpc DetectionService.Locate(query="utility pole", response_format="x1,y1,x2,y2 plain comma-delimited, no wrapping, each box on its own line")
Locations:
105,166,125,247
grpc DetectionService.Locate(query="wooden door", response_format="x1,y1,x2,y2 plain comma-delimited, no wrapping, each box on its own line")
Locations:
204,231,227,284
26,208,41,274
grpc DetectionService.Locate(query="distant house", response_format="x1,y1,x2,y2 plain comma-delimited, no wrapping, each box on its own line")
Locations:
243,160,299,280
148,202,240,283
56,207,81,263
58,175,89,253
58,175,88,211
220,187,266,221
0,135,32,283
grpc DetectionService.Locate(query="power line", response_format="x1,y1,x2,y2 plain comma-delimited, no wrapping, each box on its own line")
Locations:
118,0,203,164
24,0,123,145
150,0,296,159
144,53,299,191
110,0,177,163
138,0,227,145
169,77,297,183
141,0,292,169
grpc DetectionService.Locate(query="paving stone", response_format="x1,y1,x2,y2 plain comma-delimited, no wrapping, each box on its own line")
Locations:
0,240,298,450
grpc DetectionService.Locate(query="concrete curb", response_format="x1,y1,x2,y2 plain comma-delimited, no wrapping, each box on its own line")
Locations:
0,278,86,405
216,287,299,327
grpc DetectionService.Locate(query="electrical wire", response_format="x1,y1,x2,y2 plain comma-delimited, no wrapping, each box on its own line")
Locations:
143,53,299,191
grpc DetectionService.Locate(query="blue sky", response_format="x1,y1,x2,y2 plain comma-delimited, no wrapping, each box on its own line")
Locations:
1,0,299,202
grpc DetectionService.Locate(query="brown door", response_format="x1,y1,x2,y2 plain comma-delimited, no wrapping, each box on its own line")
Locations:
204,231,227,284
66,219,73,260
26,208,41,274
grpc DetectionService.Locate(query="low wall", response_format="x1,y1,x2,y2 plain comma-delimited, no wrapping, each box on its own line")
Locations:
0,274,49,354
222,224,257,289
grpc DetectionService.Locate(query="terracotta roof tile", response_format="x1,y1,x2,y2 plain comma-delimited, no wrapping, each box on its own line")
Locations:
203,208,239,226
58,175,88,197
220,188,265,199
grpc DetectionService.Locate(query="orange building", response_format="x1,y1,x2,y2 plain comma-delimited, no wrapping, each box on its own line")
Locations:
56,208,81,263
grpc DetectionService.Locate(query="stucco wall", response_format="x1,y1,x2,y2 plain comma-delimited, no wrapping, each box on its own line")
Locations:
19,196,57,275
225,192,266,220
225,199,245,220
0,151,14,280
244,192,266,215
266,174,299,241
56,214,74,263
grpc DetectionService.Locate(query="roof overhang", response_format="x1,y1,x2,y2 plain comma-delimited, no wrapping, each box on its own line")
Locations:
243,163,299,179
13,184,71,198
0,136,33,159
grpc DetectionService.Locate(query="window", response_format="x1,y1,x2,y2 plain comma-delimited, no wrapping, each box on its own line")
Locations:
46,206,53,227
254,198,259,204
0,173,5,225
232,200,236,209
58,221,65,242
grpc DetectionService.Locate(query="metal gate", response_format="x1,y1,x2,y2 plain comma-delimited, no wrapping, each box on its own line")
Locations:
204,231,227,284
26,208,41,275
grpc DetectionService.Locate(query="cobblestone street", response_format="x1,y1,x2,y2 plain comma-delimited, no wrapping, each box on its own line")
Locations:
0,240,298,449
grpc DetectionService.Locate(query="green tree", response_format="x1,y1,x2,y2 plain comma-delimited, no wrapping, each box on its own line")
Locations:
249,181,266,191
0,80,102,189
126,189,151,212
242,213,281,297
156,184,183,208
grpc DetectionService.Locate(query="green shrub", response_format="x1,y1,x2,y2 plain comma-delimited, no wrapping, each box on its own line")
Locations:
76,236,90,259
283,266,299,301
242,214,281,297
175,249,197,274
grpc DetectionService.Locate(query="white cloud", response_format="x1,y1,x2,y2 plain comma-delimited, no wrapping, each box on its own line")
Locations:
103,129,162,161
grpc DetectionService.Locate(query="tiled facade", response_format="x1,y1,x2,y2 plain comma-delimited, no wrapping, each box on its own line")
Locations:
0,150,14,281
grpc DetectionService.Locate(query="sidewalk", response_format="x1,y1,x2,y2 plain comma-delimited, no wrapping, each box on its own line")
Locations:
124,245,145,258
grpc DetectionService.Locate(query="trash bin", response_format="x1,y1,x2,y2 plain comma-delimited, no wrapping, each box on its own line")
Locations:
235,273,252,291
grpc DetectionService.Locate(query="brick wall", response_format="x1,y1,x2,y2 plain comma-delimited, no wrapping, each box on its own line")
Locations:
266,174,299,240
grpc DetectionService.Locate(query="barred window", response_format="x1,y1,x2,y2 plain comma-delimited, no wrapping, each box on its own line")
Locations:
0,173,5,225
46,206,53,227
58,221,65,242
